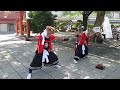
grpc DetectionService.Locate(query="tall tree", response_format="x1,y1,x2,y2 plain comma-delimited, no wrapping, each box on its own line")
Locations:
82,11,93,31
29,11,55,33
93,11,106,43
61,11,93,31
94,11,106,27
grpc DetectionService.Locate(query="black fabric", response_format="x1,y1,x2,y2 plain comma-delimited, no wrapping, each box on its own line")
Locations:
29,68,32,73
74,57,79,61
30,51,43,68
43,51,58,66
30,50,58,69
44,37,50,50
75,44,88,58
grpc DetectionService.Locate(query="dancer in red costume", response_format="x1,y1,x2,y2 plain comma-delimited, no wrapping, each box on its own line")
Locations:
27,26,60,79
73,26,89,64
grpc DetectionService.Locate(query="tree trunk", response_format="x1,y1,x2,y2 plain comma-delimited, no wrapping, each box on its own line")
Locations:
82,11,93,31
94,11,106,27
83,15,88,31
93,11,106,43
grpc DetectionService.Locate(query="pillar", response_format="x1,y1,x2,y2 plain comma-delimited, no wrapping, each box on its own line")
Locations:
16,19,19,35
19,11,24,35
26,19,30,37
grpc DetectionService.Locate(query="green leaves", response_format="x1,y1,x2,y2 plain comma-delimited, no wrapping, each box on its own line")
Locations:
29,11,55,33
62,11,82,19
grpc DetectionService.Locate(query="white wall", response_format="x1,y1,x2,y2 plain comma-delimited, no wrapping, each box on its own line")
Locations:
0,24,7,32
113,12,120,19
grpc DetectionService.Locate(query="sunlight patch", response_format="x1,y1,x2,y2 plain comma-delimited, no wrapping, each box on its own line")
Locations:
84,76,91,79
72,69,78,72
103,63,111,67
11,61,21,65
0,41,26,46
4,55,11,59
63,71,71,79
101,57,104,59
111,60,115,62
0,51,7,54
108,62,111,63
2,74,8,78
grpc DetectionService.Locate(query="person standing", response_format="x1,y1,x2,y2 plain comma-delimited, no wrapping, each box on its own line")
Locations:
73,26,89,64
27,26,60,79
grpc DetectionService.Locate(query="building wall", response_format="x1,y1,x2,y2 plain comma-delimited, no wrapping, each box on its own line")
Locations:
0,11,26,33
7,24,15,32
0,24,7,32
113,12,120,19
0,24,15,32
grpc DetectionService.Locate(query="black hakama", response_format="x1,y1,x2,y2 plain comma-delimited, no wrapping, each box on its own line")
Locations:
74,44,88,60
30,50,59,70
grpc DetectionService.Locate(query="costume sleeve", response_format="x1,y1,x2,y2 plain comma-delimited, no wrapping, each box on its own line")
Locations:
50,35,56,41
37,35,43,54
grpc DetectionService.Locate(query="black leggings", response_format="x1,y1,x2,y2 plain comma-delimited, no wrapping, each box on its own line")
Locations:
29,68,32,73
74,44,88,59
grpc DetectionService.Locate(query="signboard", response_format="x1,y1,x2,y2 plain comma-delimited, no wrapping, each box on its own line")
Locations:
93,27,100,32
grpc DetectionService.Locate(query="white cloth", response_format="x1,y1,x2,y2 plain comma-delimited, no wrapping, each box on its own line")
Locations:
42,49,49,63
41,29,49,63
41,29,47,45
84,30,88,36
82,44,85,55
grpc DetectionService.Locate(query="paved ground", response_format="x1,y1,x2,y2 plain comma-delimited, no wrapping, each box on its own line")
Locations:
0,32,120,79
54,32,120,61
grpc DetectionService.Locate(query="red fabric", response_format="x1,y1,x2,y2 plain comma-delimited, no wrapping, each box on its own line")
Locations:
36,35,56,54
49,35,56,51
78,33,88,46
86,36,90,46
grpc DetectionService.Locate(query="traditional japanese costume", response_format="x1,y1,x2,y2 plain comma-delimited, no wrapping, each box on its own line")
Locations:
74,31,89,60
30,29,59,70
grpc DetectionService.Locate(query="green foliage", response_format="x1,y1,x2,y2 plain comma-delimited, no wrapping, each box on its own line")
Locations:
87,24,94,29
62,11,82,19
76,20,83,27
29,11,55,33
58,21,68,29
72,23,76,28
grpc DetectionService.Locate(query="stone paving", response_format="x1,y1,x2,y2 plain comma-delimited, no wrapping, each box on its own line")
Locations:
0,33,120,79
53,32,120,62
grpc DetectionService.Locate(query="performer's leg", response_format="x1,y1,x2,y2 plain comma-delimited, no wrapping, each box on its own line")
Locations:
27,68,32,79
53,64,61,68
27,51,42,79
73,56,79,63
83,46,88,58
73,46,80,63
29,68,32,73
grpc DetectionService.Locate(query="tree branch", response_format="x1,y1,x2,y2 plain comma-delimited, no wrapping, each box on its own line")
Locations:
88,11,93,16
